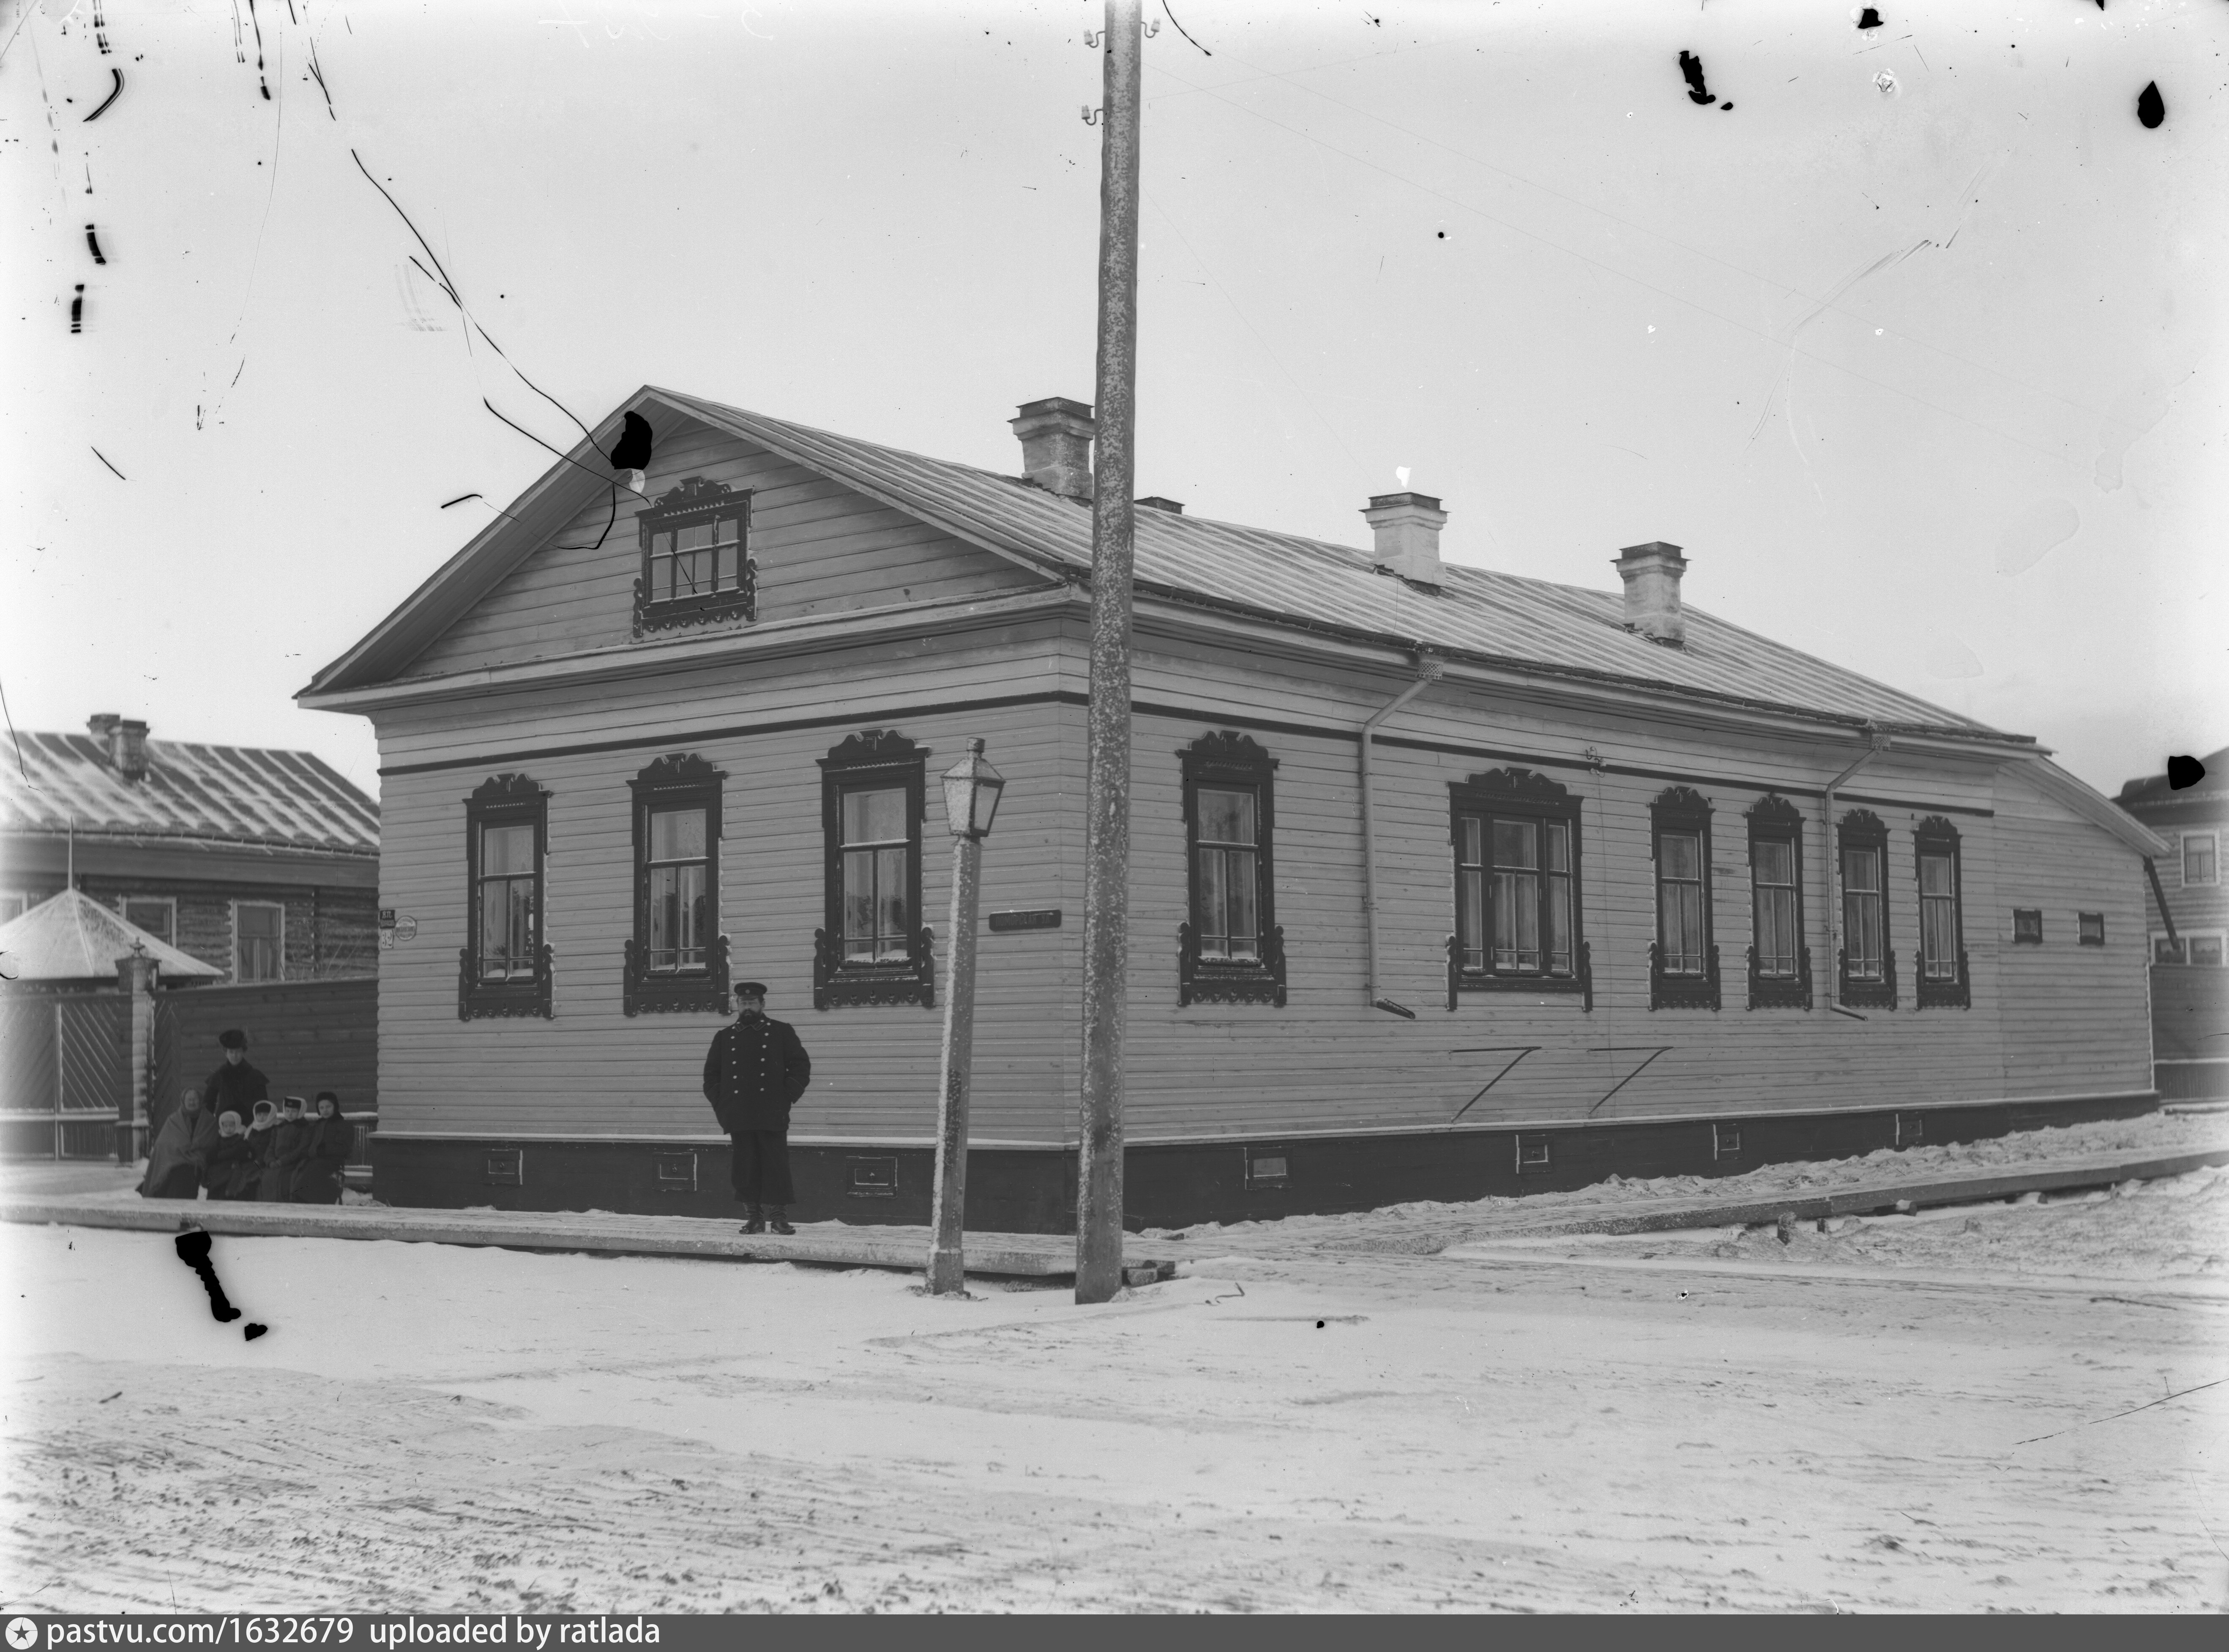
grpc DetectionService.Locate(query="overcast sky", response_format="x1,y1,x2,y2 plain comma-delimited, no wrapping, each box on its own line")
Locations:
3,0,2221,803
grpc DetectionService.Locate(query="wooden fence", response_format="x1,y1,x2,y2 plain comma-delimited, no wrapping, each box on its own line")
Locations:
2153,965,2229,1100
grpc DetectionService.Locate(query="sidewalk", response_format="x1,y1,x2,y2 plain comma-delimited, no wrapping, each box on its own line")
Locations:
7,1125,2224,1279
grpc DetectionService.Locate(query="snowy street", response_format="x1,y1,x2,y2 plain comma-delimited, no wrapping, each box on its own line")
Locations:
4,1166,2226,1613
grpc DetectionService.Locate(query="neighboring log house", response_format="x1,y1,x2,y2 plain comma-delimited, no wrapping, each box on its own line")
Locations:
301,388,2169,1229
0,717,383,982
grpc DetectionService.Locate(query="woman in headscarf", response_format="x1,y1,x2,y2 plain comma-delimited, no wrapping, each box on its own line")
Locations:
260,1095,312,1201
291,1092,353,1205
200,1112,257,1200
137,1089,209,1199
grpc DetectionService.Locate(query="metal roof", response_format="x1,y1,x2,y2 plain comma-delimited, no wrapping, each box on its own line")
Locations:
658,390,2005,740
0,732,380,856
2115,747,2229,813
0,888,225,982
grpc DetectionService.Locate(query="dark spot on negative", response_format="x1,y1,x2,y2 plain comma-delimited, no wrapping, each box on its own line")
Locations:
173,1230,241,1324
2137,81,2165,129
609,410,655,472
244,1324,269,1342
1858,7,1883,28
2167,755,2206,791
1677,50,1717,107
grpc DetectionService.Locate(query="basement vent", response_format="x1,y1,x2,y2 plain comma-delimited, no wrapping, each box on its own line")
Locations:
1894,1112,1924,1149
484,1149,523,1187
654,1151,698,1193
1712,1123,1743,1162
1245,1149,1291,1190
1515,1134,1552,1175
846,1156,899,1199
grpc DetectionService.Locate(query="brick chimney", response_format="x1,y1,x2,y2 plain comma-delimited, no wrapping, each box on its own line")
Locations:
87,713,150,780
1010,397,1095,500
1361,492,1447,586
1614,541,1688,645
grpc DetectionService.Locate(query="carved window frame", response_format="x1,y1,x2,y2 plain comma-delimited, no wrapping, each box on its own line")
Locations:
1912,815,1972,1010
1745,794,1812,1010
623,753,731,1016
1445,768,1591,1010
1177,731,1287,1008
1648,786,1721,1010
459,774,554,1021
1836,808,1898,1010
634,475,755,636
814,730,934,1010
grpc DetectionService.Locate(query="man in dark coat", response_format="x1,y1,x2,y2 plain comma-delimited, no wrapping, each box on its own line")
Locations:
702,983,811,1234
202,1030,269,1124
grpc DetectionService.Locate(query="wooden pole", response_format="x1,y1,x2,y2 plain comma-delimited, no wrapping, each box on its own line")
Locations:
1076,0,1143,1305
927,824,984,1295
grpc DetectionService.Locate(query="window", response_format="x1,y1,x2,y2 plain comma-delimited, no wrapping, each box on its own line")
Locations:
1913,816,1971,1009
623,754,730,1016
1177,731,1287,1007
459,773,552,1019
1447,768,1589,1009
1745,795,1810,1010
2183,833,2219,887
2078,911,2105,947
1648,787,1719,1010
0,892,29,924
1836,809,1896,1009
2194,934,2227,968
634,475,754,635
2155,934,2186,965
2012,908,2043,944
814,730,933,1009
121,897,175,947
234,902,283,982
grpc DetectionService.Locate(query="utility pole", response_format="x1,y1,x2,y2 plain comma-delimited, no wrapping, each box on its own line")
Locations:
1075,0,1143,1305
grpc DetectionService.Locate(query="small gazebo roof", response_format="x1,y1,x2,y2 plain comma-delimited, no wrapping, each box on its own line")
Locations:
0,889,225,983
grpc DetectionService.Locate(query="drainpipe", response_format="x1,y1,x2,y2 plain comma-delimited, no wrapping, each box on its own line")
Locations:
1361,656,1445,1018
1822,724,1892,1018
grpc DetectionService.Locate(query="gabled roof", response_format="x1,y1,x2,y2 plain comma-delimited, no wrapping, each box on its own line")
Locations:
0,733,379,856
0,888,225,983
2115,747,2229,812
304,385,2007,741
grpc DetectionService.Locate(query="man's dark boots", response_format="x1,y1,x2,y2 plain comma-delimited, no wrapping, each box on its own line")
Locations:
741,1207,766,1235
768,1207,795,1236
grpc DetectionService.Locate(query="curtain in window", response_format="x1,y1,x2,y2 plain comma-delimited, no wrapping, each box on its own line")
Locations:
1842,846,1883,979
478,822,538,980
1196,786,1259,960
1918,850,1958,979
841,787,910,961
1658,830,1707,975
1752,838,1798,977
647,806,710,972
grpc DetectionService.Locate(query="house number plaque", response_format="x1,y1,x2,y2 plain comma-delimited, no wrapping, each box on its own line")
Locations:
986,909,1062,933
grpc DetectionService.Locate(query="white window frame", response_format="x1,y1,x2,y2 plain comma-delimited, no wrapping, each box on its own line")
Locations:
118,895,177,947
2155,929,2227,967
2181,832,2219,887
0,890,30,924
233,900,285,983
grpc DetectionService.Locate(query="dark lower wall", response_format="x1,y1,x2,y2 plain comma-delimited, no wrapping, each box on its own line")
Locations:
157,978,378,1126
372,1088,2160,1233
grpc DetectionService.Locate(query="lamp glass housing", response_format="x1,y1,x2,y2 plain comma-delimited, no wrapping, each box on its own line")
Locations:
940,739,1005,840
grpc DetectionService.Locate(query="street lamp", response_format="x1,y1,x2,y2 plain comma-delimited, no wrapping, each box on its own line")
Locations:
927,738,1005,1294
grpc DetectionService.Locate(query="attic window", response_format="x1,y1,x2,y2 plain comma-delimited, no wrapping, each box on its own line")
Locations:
635,476,755,636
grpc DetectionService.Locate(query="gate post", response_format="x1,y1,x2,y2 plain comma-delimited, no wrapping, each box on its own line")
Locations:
117,942,157,1165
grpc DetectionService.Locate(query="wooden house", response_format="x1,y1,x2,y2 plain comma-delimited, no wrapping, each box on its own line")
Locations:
300,389,2169,1229
2115,748,2229,1098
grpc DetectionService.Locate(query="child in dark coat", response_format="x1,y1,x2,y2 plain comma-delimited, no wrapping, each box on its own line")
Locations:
200,1112,257,1201
290,1092,353,1205
260,1096,312,1202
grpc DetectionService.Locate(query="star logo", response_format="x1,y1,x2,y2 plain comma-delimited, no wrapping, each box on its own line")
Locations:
7,1617,39,1650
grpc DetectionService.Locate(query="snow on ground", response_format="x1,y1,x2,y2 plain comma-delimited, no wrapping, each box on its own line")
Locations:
1142,1110,2229,1256
4,1194,2227,1612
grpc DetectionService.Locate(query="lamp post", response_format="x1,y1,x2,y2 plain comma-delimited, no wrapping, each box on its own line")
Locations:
927,737,1005,1295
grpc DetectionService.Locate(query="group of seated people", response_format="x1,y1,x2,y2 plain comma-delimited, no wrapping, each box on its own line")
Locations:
136,1088,355,1204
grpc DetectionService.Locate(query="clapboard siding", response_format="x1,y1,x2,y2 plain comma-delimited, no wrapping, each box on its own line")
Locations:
1991,767,2154,1096
405,415,1046,680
